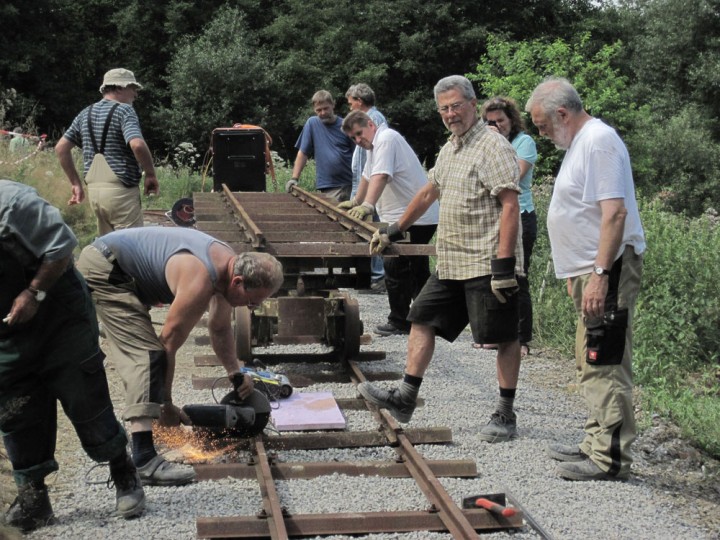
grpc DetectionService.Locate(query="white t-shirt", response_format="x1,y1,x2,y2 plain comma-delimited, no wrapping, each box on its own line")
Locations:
363,124,439,225
547,118,646,278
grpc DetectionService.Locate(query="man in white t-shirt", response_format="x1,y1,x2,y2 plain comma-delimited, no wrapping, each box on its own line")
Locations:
340,110,439,336
526,77,646,481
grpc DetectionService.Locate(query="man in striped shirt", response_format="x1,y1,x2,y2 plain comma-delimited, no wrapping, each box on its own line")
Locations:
56,68,159,236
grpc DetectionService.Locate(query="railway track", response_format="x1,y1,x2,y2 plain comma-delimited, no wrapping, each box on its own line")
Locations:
188,188,550,539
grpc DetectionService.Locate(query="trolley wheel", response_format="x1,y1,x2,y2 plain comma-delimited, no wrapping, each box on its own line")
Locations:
234,306,252,361
342,296,361,360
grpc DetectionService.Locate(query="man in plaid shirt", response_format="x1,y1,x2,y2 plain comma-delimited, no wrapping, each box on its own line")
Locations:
358,75,524,442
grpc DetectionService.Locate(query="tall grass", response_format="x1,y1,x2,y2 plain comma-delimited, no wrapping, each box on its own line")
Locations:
530,185,720,457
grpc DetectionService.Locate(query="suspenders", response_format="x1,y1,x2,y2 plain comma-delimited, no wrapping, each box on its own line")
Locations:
87,102,120,155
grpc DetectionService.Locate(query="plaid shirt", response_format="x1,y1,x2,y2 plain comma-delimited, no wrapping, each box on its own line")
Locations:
428,120,523,280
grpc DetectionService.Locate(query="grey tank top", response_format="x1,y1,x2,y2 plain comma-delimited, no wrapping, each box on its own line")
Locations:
96,227,229,305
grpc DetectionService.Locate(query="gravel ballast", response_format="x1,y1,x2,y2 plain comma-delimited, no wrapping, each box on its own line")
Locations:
18,291,718,540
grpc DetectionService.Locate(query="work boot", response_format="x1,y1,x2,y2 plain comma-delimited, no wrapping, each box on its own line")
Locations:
357,382,416,422
374,322,410,337
546,443,586,462
556,458,628,481
109,455,146,518
478,411,518,443
136,455,195,486
3,481,56,532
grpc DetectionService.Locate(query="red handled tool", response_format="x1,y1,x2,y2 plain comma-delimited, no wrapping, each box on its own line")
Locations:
461,492,517,518
473,497,516,517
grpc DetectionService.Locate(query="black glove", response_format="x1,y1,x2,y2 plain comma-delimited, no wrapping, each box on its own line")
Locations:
369,222,405,255
490,257,519,304
285,178,298,192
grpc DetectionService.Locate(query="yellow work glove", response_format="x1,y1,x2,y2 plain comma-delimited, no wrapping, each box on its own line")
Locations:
348,203,374,221
337,197,357,210
369,222,404,255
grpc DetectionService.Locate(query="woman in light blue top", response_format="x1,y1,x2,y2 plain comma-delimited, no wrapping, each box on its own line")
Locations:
480,96,538,357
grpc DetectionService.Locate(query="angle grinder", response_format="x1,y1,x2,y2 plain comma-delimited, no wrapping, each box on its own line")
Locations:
182,388,271,438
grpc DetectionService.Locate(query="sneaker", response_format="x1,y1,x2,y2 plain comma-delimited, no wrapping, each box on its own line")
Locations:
3,481,56,532
370,279,386,293
360,279,387,295
109,455,146,518
556,458,627,481
546,443,586,462
136,455,195,486
374,323,409,336
478,411,518,442
357,382,416,422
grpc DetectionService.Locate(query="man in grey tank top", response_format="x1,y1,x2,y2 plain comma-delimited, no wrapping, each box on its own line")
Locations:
77,227,283,486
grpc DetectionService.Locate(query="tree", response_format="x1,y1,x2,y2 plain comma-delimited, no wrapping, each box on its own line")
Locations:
469,32,642,178
157,6,272,153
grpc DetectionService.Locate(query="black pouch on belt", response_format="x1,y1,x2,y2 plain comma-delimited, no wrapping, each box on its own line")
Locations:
586,308,628,365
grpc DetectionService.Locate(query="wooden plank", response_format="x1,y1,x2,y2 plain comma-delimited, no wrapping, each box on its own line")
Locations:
193,350,386,366
197,509,523,538
194,459,477,481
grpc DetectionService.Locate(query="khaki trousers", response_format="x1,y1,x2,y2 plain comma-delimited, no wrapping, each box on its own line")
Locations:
86,154,143,236
570,246,643,477
76,245,163,420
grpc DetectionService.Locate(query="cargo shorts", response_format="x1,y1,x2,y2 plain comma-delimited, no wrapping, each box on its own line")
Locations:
408,273,519,344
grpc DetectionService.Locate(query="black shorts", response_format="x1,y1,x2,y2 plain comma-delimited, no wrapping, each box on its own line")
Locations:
408,273,519,344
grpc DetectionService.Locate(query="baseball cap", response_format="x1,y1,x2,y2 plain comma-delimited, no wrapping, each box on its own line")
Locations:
99,68,143,93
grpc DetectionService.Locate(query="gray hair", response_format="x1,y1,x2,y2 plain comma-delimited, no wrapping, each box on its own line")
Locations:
312,90,334,106
525,77,584,116
341,110,371,132
433,75,476,103
345,83,376,106
233,252,284,293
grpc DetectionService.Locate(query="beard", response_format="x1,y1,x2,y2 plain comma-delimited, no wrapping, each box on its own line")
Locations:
552,118,573,150
320,114,337,125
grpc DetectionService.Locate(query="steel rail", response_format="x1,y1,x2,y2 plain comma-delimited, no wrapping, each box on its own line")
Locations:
289,185,377,239
344,359,482,539
252,436,289,539
221,184,265,248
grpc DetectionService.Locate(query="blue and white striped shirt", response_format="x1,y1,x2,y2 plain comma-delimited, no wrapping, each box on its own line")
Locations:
63,99,145,187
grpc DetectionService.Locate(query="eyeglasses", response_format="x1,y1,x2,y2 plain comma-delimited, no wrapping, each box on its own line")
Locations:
437,101,468,115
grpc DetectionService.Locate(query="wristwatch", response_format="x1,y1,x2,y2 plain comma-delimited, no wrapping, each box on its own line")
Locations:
593,265,610,276
27,286,47,302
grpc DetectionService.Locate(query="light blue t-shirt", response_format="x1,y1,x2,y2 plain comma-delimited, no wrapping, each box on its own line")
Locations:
295,116,354,190
512,132,537,213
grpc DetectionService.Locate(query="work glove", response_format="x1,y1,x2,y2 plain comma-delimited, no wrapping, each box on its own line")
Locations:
490,256,519,304
231,371,254,400
158,401,192,426
369,222,404,255
348,202,374,221
285,178,298,192
337,197,357,210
